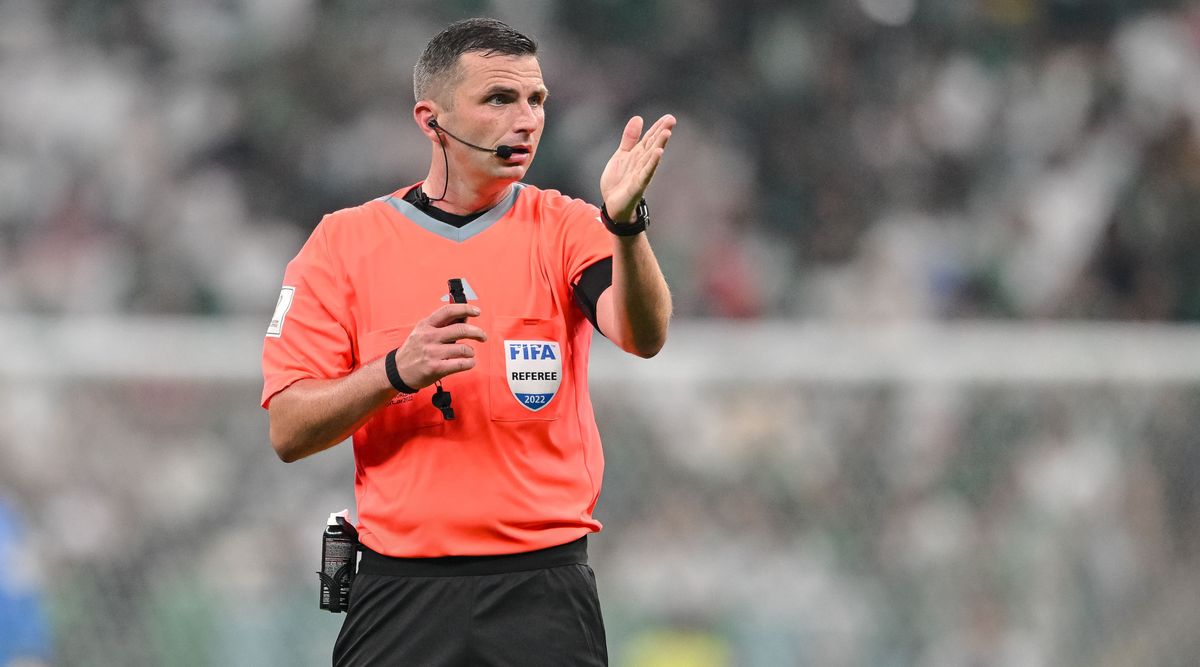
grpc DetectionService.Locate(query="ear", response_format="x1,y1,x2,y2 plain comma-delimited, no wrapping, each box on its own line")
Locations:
414,102,440,141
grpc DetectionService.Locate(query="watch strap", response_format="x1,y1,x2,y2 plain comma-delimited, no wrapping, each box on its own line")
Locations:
600,198,649,236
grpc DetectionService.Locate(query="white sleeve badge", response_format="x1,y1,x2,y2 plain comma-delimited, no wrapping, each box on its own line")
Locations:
266,286,295,338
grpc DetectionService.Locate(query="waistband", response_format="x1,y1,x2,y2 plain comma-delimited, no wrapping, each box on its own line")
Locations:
359,536,588,578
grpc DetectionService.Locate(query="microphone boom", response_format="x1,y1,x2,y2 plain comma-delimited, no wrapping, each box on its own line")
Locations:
429,119,517,159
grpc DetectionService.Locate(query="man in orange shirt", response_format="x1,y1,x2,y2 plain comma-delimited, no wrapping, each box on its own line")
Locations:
261,17,674,666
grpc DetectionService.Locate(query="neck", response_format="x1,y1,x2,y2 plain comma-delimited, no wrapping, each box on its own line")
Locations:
423,145,517,215
421,178,513,216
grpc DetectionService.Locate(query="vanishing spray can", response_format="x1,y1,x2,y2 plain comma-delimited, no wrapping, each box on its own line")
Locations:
318,509,358,613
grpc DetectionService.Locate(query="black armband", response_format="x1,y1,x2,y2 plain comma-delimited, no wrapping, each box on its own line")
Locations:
573,258,613,335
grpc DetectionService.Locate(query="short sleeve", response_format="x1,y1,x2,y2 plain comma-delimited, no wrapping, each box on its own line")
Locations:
261,219,355,408
560,199,614,289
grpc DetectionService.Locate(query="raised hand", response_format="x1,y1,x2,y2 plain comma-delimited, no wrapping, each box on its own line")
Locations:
600,114,676,223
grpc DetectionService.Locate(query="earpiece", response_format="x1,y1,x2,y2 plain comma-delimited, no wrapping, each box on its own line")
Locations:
427,118,439,129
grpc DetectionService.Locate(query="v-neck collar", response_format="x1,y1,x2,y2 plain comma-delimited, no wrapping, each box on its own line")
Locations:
378,183,525,243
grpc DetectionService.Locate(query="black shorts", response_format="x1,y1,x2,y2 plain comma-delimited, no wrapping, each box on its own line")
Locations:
332,537,607,667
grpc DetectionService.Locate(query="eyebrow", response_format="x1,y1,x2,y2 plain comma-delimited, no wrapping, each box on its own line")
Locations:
484,85,550,99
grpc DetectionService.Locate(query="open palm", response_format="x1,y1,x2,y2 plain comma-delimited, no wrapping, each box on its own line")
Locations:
600,114,676,222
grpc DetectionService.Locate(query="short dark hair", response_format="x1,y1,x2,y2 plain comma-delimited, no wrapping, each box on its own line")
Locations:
414,18,538,104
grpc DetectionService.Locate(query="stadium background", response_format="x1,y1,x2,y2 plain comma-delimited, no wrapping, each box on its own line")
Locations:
2,0,1200,665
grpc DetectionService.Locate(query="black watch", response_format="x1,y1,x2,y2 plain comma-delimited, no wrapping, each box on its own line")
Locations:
600,198,649,236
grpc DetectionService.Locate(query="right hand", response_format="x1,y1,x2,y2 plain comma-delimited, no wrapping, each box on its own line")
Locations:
391,304,487,389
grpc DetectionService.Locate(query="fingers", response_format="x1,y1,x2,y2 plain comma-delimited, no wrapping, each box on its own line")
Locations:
614,114,670,159
653,116,675,148
409,340,478,362
635,147,666,186
422,343,479,382
640,115,674,163
427,303,482,329
620,114,673,180
636,114,675,150
647,113,676,135
624,125,670,192
612,114,675,165
429,341,477,361
434,321,487,344
430,356,476,378
426,306,486,344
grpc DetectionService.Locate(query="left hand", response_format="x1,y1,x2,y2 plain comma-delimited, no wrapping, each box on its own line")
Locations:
600,114,676,222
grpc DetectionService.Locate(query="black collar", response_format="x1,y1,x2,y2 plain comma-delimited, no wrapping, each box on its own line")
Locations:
403,186,486,229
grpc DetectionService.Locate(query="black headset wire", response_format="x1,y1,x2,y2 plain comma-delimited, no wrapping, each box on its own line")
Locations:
422,127,451,205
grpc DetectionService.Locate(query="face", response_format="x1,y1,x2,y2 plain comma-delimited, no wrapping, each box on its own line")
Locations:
437,52,547,181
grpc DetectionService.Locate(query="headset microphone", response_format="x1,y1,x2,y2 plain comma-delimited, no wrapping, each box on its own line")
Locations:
427,118,516,159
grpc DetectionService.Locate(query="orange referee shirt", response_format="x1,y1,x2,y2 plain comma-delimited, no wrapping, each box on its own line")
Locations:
262,183,614,557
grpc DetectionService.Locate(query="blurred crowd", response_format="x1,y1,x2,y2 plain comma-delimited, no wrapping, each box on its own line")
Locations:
3,370,1199,666
3,0,1200,321
595,379,1200,665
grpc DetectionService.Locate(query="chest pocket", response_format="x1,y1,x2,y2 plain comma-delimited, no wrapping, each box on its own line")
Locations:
358,326,444,432
489,316,567,422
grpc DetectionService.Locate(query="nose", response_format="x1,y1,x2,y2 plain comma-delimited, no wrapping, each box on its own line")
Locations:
513,101,540,134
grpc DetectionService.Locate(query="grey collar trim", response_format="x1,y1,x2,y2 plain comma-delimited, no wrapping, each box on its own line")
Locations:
378,183,525,243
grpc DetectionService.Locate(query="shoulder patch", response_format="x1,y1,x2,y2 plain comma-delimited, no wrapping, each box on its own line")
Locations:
266,286,295,338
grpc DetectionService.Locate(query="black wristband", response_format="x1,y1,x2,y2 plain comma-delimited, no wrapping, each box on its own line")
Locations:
384,348,418,394
600,198,649,236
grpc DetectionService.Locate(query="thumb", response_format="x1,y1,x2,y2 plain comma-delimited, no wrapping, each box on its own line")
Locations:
617,116,643,153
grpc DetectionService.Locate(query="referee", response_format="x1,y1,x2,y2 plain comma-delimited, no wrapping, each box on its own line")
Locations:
261,18,674,666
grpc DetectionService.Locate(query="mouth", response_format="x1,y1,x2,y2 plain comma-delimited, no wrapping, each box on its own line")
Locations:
500,145,532,163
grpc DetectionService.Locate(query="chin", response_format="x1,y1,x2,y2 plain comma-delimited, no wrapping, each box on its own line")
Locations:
496,165,530,180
